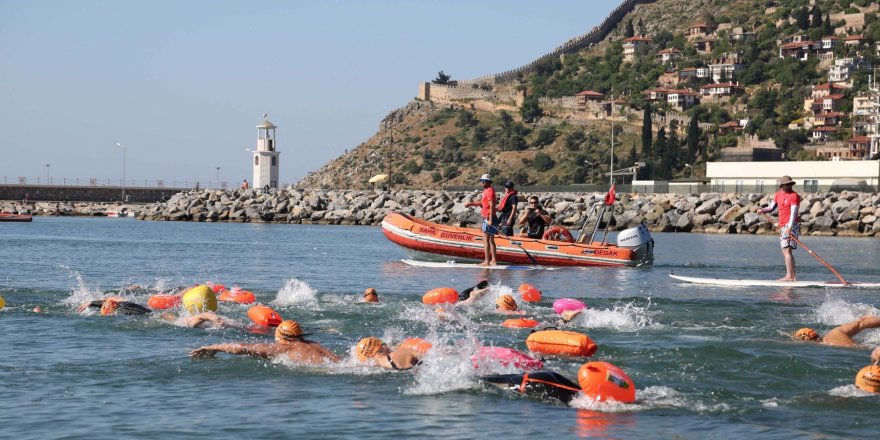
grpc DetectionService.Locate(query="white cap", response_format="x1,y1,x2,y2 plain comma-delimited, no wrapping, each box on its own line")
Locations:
479,174,492,182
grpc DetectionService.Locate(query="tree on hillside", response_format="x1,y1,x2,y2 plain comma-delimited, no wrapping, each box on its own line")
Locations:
637,18,645,35
642,104,653,160
500,111,514,129
625,19,635,38
653,127,668,180
533,153,555,172
564,129,586,151
822,13,833,36
811,6,822,29
794,6,810,30
471,126,488,148
520,95,543,123
686,116,700,164
456,110,477,127
433,71,451,85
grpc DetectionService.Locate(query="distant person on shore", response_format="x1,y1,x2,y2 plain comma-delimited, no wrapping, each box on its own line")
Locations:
189,320,341,364
362,287,379,303
465,174,498,266
355,337,423,370
757,175,801,282
241,179,249,189
794,316,880,347
517,196,552,239
497,181,519,236
78,298,151,316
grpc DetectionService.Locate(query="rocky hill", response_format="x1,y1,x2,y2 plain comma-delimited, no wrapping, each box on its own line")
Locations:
297,0,880,190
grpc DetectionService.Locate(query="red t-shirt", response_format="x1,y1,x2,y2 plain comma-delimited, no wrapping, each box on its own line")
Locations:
774,190,801,225
481,187,496,219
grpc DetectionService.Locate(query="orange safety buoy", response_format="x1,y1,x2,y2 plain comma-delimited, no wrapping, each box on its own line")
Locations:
502,318,539,328
577,361,636,403
398,337,433,354
247,305,283,327
218,288,256,304
855,365,880,393
518,283,542,303
422,287,459,305
526,329,597,357
542,226,574,243
208,283,228,294
147,294,181,310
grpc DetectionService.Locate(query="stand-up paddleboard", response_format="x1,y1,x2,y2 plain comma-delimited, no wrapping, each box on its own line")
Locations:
669,274,880,288
401,259,557,271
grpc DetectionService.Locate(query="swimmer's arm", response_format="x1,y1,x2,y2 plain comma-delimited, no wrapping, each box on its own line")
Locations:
872,346,880,366
77,300,104,312
459,287,489,305
189,343,274,358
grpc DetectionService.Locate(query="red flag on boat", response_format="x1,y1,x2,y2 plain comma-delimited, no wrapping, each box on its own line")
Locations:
604,184,616,206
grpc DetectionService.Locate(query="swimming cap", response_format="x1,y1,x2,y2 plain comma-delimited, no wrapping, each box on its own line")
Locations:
363,288,378,302
855,365,880,393
356,337,385,362
794,327,820,341
275,320,303,342
182,285,218,314
0,295,5,310
100,299,120,316
496,294,518,311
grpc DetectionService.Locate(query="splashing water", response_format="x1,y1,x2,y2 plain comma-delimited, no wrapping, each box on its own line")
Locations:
272,278,318,306
59,266,105,306
405,335,483,396
568,299,658,331
814,296,880,325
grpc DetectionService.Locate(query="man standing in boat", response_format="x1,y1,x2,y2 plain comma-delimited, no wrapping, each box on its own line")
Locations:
466,174,498,266
758,175,801,282
497,181,519,237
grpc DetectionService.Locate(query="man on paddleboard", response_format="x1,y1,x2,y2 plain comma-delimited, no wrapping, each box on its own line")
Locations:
465,174,498,266
758,175,801,282
794,316,880,347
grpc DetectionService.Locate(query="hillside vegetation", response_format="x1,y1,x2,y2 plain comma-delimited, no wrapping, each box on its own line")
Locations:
297,0,880,189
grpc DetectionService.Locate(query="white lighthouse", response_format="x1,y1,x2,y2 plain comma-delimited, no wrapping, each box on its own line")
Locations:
252,114,280,188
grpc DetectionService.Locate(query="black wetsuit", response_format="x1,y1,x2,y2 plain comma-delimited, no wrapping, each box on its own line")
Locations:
85,300,151,315
481,371,581,404
459,280,490,301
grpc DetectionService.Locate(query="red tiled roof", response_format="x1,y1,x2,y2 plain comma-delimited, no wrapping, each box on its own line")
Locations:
700,83,741,89
849,136,870,143
812,126,838,132
814,83,847,90
814,112,844,118
658,48,682,54
825,94,845,100
844,35,865,41
680,67,697,72
624,36,653,43
780,41,813,49
576,90,605,97
720,121,740,127
822,36,838,40
642,87,672,94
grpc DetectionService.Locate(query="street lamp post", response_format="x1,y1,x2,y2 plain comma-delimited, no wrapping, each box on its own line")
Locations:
116,142,126,201
216,166,221,189
45,164,50,184
584,160,594,184
684,163,693,179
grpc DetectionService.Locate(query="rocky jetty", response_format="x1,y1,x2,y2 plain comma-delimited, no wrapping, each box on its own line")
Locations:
119,188,880,237
0,201,140,217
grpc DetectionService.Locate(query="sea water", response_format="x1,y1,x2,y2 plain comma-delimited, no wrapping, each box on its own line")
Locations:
0,217,879,439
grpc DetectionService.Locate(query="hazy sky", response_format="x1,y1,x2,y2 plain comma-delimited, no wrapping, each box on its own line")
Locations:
0,0,617,187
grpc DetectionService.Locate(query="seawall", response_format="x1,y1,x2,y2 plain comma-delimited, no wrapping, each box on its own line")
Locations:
22,187,871,237
0,185,184,203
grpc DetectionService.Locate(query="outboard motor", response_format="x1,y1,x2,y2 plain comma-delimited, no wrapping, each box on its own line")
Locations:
616,224,654,266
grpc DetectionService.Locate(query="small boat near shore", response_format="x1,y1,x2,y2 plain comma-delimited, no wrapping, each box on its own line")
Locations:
105,210,134,218
0,212,33,222
381,211,654,267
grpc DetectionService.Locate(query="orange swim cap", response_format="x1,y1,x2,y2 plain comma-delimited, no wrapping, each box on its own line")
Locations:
363,288,378,303
794,327,820,341
855,365,880,393
100,299,120,316
356,337,385,362
496,294,518,311
275,320,303,342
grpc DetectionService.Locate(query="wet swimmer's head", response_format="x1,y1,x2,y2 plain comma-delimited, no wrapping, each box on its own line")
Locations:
794,327,820,342
100,299,120,316
356,337,389,362
99,299,151,316
363,288,379,303
855,365,880,393
275,320,304,343
496,294,518,311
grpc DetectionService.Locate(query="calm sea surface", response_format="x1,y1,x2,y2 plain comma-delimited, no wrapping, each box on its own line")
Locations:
1,217,879,439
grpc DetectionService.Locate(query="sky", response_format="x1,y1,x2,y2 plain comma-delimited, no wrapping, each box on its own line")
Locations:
0,0,617,188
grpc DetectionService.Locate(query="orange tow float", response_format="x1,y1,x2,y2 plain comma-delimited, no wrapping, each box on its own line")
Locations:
502,318,539,329
578,361,636,403
518,284,542,303
526,329,597,357
219,288,256,304
422,287,458,305
398,337,433,354
147,294,181,310
247,305,283,327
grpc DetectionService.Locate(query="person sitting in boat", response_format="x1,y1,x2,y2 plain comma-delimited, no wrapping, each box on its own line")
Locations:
497,181,519,236
78,298,150,316
517,196,552,239
794,316,880,347
362,287,379,303
189,320,341,364
354,337,423,370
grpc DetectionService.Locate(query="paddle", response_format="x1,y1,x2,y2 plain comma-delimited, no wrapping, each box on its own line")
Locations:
492,225,541,267
760,213,849,285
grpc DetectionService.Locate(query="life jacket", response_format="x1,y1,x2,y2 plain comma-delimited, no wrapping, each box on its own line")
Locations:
498,190,518,213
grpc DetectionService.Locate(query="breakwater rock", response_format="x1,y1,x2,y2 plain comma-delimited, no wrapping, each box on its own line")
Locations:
0,201,140,217
130,188,880,237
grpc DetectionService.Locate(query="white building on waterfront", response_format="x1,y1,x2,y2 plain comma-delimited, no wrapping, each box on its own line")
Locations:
251,115,280,188
707,160,880,193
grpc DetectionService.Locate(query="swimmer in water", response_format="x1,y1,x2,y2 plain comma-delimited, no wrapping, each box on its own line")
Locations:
457,280,490,306
495,294,520,314
189,320,340,364
362,287,379,303
78,298,150,316
161,311,241,329
355,337,422,370
794,316,880,347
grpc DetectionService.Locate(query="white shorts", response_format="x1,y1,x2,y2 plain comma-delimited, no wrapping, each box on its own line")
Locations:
780,224,800,249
